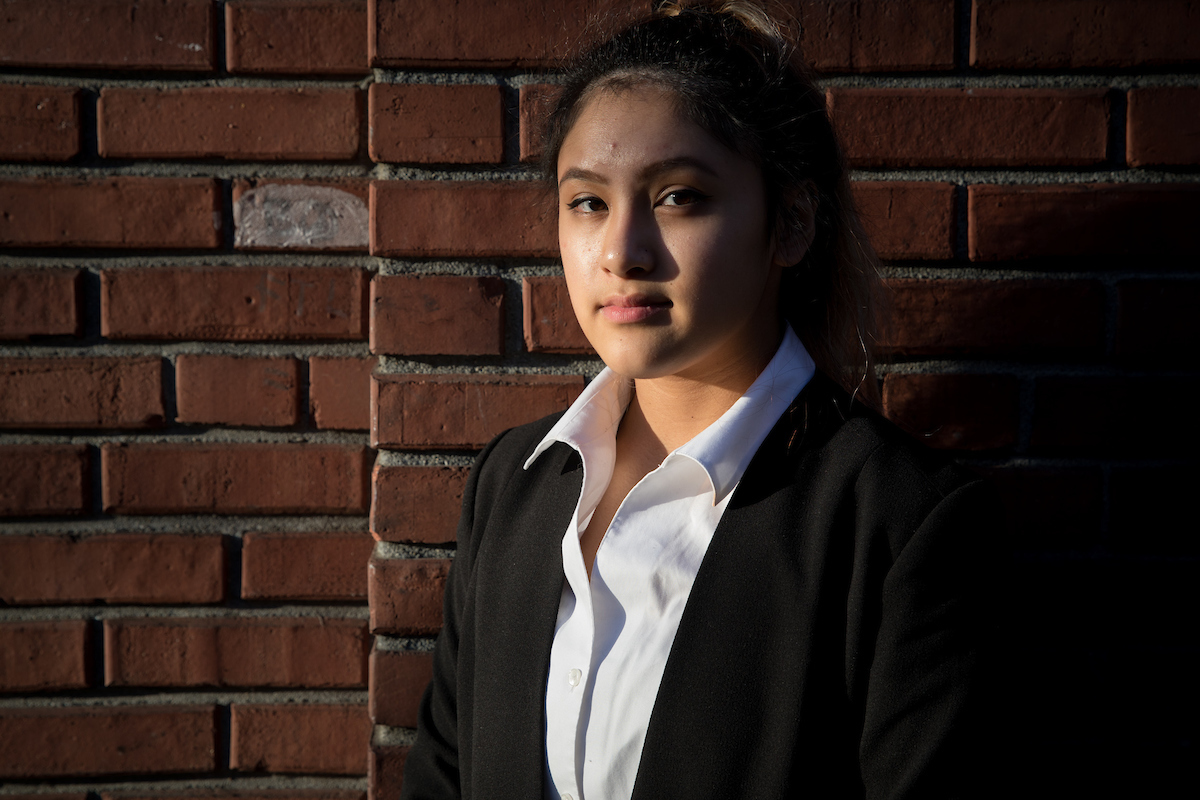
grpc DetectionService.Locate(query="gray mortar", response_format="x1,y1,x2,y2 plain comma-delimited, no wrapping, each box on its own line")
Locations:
0,430,371,446
373,356,605,377
374,451,476,468
374,635,437,654
0,513,369,537
374,724,418,747
0,776,365,796
0,605,369,623
819,73,1200,89
0,689,367,710
374,542,455,561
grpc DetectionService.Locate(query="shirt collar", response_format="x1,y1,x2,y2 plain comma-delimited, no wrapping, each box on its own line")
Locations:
524,325,815,503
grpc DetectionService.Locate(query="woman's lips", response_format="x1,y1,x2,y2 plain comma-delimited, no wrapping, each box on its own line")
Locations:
599,294,671,323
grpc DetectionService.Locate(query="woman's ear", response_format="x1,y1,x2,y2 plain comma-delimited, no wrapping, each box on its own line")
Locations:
772,185,817,268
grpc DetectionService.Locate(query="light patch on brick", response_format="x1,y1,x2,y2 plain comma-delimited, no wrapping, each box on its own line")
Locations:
234,183,368,249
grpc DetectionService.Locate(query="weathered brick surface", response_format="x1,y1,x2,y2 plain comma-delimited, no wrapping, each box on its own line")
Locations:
104,618,368,688
1127,87,1200,167
368,557,450,635
101,267,367,341
982,466,1103,549
242,531,374,600
799,0,953,72
850,182,955,260
0,269,81,339
369,743,409,800
175,355,301,427
370,0,648,67
102,792,365,800
369,84,503,164
369,648,432,727
830,88,1108,167
370,275,505,356
102,443,371,514
0,534,224,605
98,87,360,160
0,177,222,249
883,278,1105,356
1115,280,1200,363
0,705,216,777
372,373,584,450
1032,378,1200,456
226,0,369,75
0,621,90,692
0,445,89,517
969,184,1200,261
370,464,468,543
0,84,80,161
310,357,377,430
233,178,370,251
231,703,371,774
0,357,163,429
881,373,1019,451
970,0,1200,69
522,276,592,353
371,180,557,258
519,83,561,163
0,0,217,71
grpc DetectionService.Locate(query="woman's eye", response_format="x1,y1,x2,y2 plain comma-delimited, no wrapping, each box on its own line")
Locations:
660,189,706,207
566,196,606,213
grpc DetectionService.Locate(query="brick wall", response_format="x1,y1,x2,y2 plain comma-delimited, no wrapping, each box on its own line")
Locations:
1,1,1197,797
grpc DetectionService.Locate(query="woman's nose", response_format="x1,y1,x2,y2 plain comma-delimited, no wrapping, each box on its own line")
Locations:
602,206,655,277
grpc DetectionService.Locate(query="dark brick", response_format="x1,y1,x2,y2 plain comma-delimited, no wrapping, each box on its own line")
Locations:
1115,279,1200,363
242,531,374,600
0,84,80,160
799,0,954,72
371,464,468,544
175,355,301,427
370,274,505,356
0,357,163,429
0,269,81,339
227,0,369,75
0,621,90,691
0,445,89,517
310,356,377,430
851,181,955,260
522,276,592,353
882,373,1019,450
231,703,371,774
369,648,432,726
1126,87,1200,167
369,83,503,164
368,556,449,635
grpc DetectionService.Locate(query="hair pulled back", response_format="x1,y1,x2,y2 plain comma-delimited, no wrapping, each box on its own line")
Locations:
542,0,884,404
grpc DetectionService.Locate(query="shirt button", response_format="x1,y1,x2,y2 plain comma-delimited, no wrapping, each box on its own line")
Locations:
567,668,581,687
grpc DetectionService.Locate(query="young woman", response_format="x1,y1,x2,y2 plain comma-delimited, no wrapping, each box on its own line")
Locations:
400,3,997,798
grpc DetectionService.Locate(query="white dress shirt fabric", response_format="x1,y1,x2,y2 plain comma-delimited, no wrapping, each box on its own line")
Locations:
523,326,816,800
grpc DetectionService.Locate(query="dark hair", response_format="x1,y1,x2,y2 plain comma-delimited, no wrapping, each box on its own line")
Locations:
541,0,884,405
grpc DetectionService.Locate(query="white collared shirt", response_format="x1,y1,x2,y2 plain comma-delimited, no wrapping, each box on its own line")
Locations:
524,326,816,800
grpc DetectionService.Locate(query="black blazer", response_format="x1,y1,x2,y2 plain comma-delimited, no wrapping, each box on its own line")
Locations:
400,372,1000,800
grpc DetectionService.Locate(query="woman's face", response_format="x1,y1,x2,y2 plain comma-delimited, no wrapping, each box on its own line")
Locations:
556,84,787,385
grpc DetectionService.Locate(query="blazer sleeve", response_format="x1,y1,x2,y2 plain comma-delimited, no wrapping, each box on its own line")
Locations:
858,477,1003,800
399,430,511,800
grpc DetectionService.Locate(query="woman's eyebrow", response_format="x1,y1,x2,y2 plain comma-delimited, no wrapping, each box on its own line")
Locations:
559,157,718,188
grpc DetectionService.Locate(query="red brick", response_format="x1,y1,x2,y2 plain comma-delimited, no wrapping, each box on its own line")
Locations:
968,184,1200,261
372,373,584,450
370,274,505,356
101,443,371,514
0,357,163,429
0,85,80,160
104,618,368,688
0,445,89,517
369,648,432,727
175,355,300,427
101,267,367,341
883,278,1105,356
371,180,557,258
311,357,377,430
103,792,364,800
0,533,224,605
369,743,409,800
850,182,955,261
1111,466,1200,556
231,703,371,774
0,705,216,777
227,0,369,75
371,464,468,543
0,177,221,249
1115,279,1200,363
970,0,1200,69
0,621,89,691
98,87,360,160
519,83,561,163
1127,87,1200,167
522,276,591,353
881,373,1018,451
980,466,1103,549
0,0,217,71
368,557,449,635
242,531,374,600
1032,377,1200,456
799,0,954,72
369,0,648,68
369,84,503,164
831,88,1108,167
0,269,81,339
233,178,370,251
